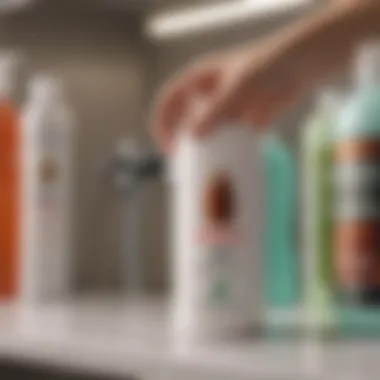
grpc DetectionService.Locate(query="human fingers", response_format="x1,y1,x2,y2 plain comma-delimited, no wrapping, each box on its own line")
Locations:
192,78,244,138
152,60,224,152
152,73,193,153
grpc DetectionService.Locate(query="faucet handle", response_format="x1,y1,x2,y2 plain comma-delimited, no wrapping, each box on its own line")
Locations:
137,152,164,182
101,139,164,196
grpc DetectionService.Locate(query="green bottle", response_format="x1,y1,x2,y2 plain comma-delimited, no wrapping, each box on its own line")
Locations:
262,133,298,313
302,90,341,331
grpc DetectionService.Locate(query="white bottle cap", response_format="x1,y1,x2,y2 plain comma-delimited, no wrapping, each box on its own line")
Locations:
316,86,344,111
356,41,380,87
0,53,17,98
27,74,64,104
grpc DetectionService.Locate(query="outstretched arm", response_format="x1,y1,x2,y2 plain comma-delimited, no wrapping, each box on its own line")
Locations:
152,0,380,153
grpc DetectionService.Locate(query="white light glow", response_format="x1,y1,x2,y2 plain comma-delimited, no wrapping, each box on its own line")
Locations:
0,0,33,13
146,0,313,41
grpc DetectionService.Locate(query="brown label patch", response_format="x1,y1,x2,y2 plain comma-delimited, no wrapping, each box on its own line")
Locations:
204,171,235,224
335,221,380,287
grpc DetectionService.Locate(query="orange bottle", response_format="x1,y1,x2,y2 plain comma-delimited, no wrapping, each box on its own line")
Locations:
0,56,19,299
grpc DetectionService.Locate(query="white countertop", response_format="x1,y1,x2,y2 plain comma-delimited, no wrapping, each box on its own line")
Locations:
0,298,378,380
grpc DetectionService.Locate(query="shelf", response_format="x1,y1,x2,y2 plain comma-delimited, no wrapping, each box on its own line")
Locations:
0,298,379,380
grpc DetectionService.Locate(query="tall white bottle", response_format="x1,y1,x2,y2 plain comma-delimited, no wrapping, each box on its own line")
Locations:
21,75,74,303
171,125,263,344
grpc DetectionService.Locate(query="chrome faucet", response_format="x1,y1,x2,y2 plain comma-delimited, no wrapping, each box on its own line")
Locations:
103,139,164,295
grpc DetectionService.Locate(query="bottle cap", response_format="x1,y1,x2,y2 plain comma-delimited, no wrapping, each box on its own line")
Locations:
356,41,380,86
0,52,18,97
27,74,64,103
316,86,344,111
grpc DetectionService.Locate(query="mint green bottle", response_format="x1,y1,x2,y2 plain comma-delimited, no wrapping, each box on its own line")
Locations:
262,133,298,312
302,90,341,331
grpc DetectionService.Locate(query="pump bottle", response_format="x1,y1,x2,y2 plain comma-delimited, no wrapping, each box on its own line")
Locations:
261,133,298,314
171,123,263,344
21,75,74,302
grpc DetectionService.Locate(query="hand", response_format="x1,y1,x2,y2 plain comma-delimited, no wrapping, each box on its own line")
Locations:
151,0,377,154
152,42,300,153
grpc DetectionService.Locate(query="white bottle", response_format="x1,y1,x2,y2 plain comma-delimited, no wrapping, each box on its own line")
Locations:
171,125,263,344
20,75,74,303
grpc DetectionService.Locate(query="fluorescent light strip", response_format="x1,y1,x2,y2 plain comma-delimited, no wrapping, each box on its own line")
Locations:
0,0,33,13
146,0,312,40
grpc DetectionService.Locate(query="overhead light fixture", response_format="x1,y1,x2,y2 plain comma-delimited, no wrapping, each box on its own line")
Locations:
146,0,313,41
0,0,34,13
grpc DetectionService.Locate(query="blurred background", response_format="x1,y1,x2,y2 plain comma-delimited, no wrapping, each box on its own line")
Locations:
4,1,379,379
0,0,322,296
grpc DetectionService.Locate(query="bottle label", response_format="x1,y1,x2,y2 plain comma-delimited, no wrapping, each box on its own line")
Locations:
38,155,60,208
334,140,380,296
196,226,242,308
35,122,67,271
335,221,380,290
37,123,63,214
197,171,242,308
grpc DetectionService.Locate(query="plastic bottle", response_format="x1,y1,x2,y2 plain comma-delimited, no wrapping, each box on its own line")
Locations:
261,133,298,313
21,75,74,302
0,54,20,299
302,89,342,330
334,42,380,307
171,122,263,344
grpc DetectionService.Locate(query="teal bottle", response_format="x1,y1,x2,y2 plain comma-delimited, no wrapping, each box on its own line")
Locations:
261,133,298,311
